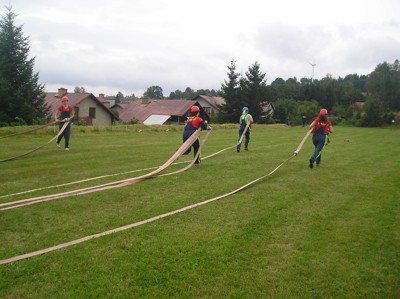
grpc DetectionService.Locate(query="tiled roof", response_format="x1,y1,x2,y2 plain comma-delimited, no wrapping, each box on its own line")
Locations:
118,99,197,123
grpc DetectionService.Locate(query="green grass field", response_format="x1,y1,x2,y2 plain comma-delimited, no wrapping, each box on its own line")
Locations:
0,124,399,298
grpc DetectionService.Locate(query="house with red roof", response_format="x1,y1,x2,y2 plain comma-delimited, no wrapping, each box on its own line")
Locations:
192,95,225,116
45,88,118,125
355,101,365,108
115,99,206,125
192,95,274,118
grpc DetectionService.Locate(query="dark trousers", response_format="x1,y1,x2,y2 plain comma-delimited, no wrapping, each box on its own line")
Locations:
238,128,250,149
183,137,200,163
57,123,71,148
311,134,328,165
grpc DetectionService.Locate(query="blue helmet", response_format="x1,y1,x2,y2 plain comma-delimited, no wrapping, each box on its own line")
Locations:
242,107,249,111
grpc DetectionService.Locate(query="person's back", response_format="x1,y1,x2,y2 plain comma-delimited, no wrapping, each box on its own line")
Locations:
239,114,248,129
312,115,332,135
183,115,206,139
182,106,209,165
309,108,333,168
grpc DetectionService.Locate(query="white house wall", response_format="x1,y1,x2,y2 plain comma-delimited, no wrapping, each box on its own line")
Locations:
196,98,216,115
77,97,112,126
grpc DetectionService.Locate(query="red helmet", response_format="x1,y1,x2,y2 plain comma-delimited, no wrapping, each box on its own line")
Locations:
190,106,200,113
319,108,328,115
61,96,69,102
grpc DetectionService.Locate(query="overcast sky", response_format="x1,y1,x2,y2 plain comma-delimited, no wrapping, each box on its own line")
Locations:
2,0,400,97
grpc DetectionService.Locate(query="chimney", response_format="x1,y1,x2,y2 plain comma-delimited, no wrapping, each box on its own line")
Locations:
99,93,105,98
58,88,68,97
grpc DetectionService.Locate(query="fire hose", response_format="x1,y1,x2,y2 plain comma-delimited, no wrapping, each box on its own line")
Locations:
0,142,232,200
0,129,312,265
0,121,57,139
0,121,69,163
0,128,211,210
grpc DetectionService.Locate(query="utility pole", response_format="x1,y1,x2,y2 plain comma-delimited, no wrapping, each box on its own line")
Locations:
309,62,316,82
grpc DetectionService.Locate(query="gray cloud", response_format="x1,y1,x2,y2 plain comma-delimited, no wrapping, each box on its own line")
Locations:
4,0,400,96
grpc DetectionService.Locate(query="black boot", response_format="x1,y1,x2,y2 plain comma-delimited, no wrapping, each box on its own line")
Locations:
309,158,314,169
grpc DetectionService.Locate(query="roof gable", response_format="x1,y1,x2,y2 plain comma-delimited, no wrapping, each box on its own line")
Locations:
193,95,225,108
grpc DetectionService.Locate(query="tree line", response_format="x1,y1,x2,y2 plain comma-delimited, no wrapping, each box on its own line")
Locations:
135,86,219,101
1,6,399,127
218,59,400,126
142,58,399,127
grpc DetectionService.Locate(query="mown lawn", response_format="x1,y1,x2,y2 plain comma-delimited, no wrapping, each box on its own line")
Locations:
0,124,399,298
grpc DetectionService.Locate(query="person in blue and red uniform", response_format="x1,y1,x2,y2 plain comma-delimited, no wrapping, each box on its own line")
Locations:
309,108,334,168
182,105,210,165
55,96,74,151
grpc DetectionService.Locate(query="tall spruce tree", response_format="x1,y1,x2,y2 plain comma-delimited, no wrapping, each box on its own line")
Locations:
219,59,243,123
240,61,268,122
0,6,48,124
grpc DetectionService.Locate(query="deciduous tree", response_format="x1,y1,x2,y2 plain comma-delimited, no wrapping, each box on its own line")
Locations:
367,60,400,111
74,86,86,93
142,86,164,99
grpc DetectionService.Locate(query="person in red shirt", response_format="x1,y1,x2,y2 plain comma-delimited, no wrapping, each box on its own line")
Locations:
55,96,74,151
182,106,210,165
309,108,334,168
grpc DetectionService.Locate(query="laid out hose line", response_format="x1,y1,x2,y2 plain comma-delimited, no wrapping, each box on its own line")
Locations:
0,149,220,200
0,122,69,163
1,127,237,199
0,165,161,199
118,128,212,186
0,129,210,210
0,121,57,139
0,128,310,208
157,129,212,178
196,144,235,160
294,129,312,155
0,129,202,209
0,129,311,266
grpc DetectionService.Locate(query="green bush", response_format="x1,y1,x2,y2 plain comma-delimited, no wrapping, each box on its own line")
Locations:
10,117,27,126
74,119,87,126
32,117,49,125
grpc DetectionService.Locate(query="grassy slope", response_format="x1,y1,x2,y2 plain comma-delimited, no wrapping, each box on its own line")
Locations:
0,124,399,298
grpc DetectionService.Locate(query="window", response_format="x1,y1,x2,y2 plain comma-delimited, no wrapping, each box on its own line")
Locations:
74,107,79,119
89,107,96,118
203,107,211,114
